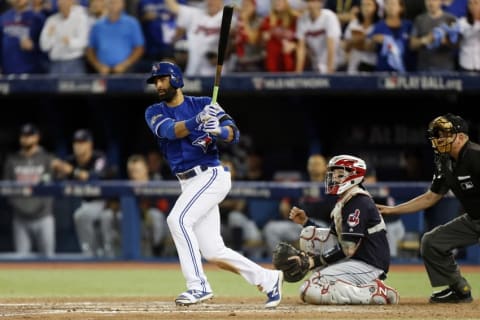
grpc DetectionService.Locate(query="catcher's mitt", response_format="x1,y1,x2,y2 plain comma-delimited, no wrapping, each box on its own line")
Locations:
272,242,311,283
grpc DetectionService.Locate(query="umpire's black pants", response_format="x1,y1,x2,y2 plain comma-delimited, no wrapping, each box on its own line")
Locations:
421,213,480,287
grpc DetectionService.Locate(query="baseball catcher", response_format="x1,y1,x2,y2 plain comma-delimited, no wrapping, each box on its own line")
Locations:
273,155,399,305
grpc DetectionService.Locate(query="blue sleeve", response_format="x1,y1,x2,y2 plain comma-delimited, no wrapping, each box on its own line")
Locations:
219,116,240,144
145,105,177,140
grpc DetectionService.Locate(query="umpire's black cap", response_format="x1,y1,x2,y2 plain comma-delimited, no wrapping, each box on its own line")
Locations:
443,113,469,134
20,123,40,136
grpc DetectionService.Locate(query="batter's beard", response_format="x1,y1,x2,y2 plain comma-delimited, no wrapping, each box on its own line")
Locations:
157,87,177,102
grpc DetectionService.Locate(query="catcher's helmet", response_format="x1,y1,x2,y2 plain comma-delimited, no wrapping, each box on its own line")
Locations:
325,155,366,195
146,61,184,88
427,113,468,154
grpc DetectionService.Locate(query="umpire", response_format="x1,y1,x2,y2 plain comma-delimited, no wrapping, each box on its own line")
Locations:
377,113,479,303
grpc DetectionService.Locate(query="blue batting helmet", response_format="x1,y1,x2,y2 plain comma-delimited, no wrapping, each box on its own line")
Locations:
146,61,184,88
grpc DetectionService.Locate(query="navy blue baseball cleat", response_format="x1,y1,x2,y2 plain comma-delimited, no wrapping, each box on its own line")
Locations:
265,271,283,309
175,289,213,306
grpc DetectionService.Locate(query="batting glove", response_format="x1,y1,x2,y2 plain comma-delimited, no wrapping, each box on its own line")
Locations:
195,109,211,124
201,117,220,134
203,103,226,118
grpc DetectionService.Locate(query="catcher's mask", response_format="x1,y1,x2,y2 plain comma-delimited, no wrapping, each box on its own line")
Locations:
325,155,366,195
427,113,468,154
146,61,184,88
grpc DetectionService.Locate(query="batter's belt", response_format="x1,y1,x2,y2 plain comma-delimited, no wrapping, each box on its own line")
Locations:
176,165,209,180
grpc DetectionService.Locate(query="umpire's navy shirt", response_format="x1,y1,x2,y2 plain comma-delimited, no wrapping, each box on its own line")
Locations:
430,141,480,220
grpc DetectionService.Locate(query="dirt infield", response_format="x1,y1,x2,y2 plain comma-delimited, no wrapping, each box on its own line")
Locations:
1,263,479,319
1,297,479,320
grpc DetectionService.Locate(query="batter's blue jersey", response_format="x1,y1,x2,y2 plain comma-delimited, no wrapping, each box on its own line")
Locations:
145,96,235,174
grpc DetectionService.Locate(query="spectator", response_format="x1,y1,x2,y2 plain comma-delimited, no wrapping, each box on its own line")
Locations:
295,0,343,73
409,0,458,72
2,123,57,258
103,154,169,257
86,0,145,75
343,0,381,73
457,0,480,72
137,0,187,73
259,0,298,72
365,0,416,72
164,0,229,76
263,154,334,255
0,0,46,74
39,0,89,74
233,0,264,72
52,128,115,257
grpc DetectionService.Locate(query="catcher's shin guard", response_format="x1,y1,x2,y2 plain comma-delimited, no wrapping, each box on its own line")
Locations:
299,272,399,305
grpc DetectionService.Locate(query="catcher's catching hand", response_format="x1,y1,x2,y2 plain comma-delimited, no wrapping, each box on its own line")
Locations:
272,242,311,283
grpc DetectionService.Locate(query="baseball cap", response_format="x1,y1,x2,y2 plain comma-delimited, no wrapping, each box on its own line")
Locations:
73,129,93,142
20,123,39,136
443,113,469,134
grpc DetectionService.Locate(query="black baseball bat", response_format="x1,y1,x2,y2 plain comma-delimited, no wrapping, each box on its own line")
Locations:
212,5,234,104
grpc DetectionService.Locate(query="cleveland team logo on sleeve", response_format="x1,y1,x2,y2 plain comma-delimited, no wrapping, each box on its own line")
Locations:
347,209,361,228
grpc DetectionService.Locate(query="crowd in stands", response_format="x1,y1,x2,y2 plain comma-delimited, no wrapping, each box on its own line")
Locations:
1,0,480,75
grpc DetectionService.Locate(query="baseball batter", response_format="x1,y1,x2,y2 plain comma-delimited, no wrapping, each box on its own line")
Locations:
276,155,399,305
144,61,283,308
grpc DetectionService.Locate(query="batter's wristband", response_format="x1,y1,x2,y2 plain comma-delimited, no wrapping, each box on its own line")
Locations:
185,116,199,132
219,127,229,140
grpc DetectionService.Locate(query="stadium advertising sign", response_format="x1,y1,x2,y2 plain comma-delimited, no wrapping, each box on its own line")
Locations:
380,75,463,91
64,184,101,197
57,79,106,93
252,76,330,90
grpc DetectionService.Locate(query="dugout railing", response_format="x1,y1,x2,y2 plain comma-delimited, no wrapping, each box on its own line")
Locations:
0,180,478,264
